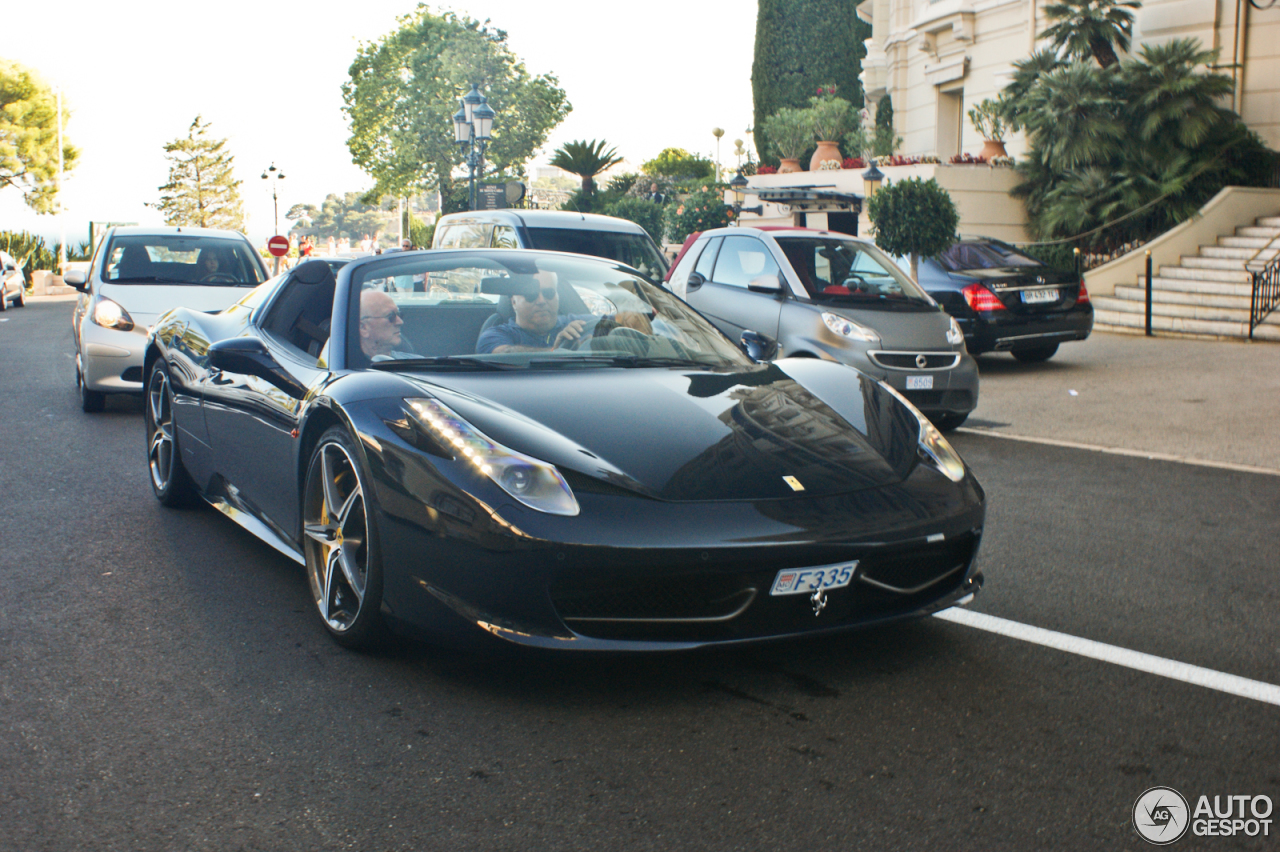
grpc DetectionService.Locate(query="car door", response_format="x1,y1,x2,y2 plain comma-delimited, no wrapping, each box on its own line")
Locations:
200,268,334,540
683,235,784,342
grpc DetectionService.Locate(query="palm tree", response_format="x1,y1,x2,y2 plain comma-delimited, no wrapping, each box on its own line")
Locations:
549,139,624,196
1018,62,1125,170
1122,40,1234,150
1039,0,1141,68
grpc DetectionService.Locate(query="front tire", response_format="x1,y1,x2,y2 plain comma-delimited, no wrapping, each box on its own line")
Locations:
302,427,388,650
932,412,969,431
15,287,25,307
145,361,197,506
77,358,105,413
1011,343,1059,363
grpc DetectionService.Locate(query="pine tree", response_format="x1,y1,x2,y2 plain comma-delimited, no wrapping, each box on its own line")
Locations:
751,0,870,166
152,116,245,230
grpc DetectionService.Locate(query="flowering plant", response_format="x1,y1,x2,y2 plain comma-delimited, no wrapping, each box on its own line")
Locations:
807,84,853,141
843,157,866,169
757,165,777,175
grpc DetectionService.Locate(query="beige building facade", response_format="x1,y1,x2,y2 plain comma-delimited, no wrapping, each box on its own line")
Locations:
857,0,1280,158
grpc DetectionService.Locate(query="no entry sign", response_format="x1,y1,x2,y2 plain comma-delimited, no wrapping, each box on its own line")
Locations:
267,235,290,257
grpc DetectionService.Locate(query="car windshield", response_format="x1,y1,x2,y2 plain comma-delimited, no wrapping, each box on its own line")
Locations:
775,237,933,304
104,235,265,286
346,252,750,371
936,241,1043,271
524,227,668,284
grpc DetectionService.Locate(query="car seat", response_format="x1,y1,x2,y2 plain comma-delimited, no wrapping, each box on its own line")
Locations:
114,245,153,280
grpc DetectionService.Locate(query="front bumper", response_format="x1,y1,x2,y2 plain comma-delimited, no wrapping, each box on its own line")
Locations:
80,321,148,393
371,461,987,652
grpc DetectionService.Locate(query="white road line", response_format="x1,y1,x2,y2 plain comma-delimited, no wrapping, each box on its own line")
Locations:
954,427,1280,477
935,608,1280,707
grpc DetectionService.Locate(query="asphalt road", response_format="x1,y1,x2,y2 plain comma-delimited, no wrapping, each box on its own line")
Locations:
2,299,1277,851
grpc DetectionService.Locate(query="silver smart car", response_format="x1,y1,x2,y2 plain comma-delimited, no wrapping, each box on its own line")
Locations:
67,226,268,411
668,227,979,429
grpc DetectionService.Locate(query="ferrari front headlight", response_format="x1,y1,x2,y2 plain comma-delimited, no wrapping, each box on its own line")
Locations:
405,398,579,516
878,381,967,483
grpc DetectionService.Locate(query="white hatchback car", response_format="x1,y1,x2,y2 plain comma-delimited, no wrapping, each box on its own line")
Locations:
66,226,268,411
1,250,25,311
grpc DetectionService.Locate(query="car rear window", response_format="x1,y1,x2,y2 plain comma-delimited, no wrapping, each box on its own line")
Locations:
936,241,1043,271
524,227,667,284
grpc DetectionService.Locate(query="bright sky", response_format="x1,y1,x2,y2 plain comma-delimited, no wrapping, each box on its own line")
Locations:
1,1,758,246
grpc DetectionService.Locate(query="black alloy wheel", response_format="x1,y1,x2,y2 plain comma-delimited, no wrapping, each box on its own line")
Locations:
1011,343,1059,363
77,355,105,413
302,427,387,649
145,361,197,506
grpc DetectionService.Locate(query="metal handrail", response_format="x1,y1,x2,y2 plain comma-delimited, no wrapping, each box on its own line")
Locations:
1247,235,1280,339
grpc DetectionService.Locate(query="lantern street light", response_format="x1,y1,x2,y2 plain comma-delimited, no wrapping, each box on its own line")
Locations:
860,162,884,199
453,84,496,211
261,163,285,235
727,170,763,225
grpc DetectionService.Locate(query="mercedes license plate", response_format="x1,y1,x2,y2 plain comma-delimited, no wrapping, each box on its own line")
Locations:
907,375,933,390
771,561,859,596
1022,288,1058,304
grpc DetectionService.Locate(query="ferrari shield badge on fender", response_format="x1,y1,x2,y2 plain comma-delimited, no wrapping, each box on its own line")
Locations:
783,475,804,492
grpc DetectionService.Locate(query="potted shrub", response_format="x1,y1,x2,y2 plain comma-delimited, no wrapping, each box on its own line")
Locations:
763,107,814,174
967,98,1009,159
808,86,853,171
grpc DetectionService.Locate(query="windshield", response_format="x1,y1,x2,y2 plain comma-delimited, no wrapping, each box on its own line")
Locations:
346,252,750,371
103,235,266,286
775,237,933,305
524,227,668,284
936,240,1043,271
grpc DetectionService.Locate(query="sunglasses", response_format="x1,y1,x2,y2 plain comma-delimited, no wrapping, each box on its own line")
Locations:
524,287,558,302
361,309,401,322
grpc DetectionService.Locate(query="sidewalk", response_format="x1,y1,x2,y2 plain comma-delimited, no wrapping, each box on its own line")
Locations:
962,331,1280,473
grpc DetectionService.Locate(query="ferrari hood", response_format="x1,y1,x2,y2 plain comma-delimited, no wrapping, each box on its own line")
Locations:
411,360,923,502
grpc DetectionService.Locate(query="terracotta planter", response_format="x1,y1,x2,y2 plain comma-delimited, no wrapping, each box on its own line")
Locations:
979,139,1008,159
777,157,804,174
809,140,843,171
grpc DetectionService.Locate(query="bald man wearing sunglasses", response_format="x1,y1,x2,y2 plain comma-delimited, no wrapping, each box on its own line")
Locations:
476,271,596,354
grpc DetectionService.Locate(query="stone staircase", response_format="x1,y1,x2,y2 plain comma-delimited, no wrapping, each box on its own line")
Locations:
1092,215,1280,341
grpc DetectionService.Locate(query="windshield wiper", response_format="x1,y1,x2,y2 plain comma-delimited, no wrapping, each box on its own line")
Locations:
369,356,518,371
110,276,189,284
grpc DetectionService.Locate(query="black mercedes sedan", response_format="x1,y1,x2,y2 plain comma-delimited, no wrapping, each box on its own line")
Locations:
144,249,985,651
913,238,1093,362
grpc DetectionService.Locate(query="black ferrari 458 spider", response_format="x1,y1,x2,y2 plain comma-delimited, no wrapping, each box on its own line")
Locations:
144,249,985,651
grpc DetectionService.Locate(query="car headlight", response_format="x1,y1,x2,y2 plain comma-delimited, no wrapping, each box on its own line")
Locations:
946,316,964,346
822,312,880,344
406,398,579,516
91,297,135,331
878,382,967,483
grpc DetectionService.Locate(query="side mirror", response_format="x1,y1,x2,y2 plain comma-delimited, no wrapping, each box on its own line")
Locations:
746,273,783,293
64,269,88,290
686,271,705,291
208,336,307,399
740,330,779,362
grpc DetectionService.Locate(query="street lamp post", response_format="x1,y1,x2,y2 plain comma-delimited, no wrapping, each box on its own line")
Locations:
453,84,496,211
261,162,285,234
727,170,763,225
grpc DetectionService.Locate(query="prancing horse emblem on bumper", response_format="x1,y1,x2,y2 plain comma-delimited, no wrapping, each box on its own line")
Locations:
810,588,828,616
783,475,804,492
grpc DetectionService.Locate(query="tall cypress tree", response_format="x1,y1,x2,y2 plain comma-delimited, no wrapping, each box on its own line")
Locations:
152,116,245,231
752,0,870,166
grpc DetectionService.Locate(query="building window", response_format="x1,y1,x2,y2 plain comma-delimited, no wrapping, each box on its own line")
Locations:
937,87,964,158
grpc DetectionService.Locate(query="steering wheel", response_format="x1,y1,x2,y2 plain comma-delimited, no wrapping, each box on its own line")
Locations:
200,272,239,284
840,274,867,291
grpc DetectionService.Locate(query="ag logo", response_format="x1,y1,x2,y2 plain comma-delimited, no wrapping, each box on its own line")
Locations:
1133,786,1190,845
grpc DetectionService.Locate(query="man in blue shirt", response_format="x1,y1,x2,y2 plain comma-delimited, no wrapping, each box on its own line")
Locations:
476,271,596,353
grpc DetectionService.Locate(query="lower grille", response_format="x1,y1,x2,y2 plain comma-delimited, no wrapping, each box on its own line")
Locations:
550,532,979,642
900,389,974,410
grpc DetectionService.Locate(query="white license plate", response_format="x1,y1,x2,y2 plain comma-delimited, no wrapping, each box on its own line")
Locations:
771,561,859,596
906,375,933,390
1022,288,1058,304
